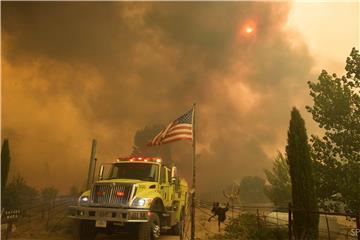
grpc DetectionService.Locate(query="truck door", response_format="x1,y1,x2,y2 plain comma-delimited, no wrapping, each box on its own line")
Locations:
160,166,171,207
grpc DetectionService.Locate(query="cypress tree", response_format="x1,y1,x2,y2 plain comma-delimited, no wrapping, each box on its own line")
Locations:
286,108,319,239
1,139,11,195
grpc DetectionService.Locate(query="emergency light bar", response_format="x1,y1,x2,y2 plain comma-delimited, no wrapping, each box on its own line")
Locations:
116,157,162,163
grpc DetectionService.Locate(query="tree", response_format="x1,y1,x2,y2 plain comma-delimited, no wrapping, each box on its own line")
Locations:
264,152,291,208
131,125,173,165
286,108,319,239
239,176,268,204
1,139,11,197
2,175,39,210
306,47,360,216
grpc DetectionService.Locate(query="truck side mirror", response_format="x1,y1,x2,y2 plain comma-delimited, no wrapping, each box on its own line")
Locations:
171,166,177,182
98,165,104,180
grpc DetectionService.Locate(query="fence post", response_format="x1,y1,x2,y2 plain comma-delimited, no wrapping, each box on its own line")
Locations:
231,200,234,219
288,203,292,240
46,202,50,231
4,222,12,240
41,203,45,219
325,215,330,240
256,209,260,231
356,214,360,240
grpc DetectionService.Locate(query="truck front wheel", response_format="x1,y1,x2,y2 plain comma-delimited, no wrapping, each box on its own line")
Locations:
78,220,97,240
138,213,160,240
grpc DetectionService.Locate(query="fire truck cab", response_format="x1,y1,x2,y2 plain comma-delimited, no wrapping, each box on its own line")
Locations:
69,157,188,240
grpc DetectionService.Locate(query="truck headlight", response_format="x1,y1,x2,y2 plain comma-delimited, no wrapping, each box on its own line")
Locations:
78,196,89,205
132,198,152,207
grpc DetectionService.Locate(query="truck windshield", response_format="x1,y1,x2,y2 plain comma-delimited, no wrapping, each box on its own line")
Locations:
107,163,159,182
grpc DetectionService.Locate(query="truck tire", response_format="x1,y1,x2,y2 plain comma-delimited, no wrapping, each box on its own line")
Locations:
138,213,160,240
78,220,96,240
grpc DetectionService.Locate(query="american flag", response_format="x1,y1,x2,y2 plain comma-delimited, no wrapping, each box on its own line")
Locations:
148,109,193,146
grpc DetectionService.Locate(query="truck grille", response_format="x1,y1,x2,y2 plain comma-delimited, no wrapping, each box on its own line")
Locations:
91,183,134,206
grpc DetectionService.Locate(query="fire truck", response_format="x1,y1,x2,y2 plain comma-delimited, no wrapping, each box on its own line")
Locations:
69,157,189,240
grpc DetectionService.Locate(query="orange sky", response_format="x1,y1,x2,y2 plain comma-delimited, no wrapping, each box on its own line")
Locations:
289,1,359,72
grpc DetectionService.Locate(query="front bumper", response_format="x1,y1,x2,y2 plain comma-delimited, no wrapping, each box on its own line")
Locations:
68,205,150,223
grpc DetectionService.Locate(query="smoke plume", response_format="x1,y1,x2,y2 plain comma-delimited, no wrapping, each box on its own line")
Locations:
2,2,314,196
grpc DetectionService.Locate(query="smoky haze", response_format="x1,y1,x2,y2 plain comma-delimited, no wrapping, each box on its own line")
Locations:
2,2,315,197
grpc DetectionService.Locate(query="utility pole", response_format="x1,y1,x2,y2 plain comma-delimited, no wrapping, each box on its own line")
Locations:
191,103,196,240
1,139,11,197
86,139,97,190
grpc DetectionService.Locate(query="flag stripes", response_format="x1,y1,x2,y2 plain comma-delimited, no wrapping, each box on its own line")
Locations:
148,109,193,146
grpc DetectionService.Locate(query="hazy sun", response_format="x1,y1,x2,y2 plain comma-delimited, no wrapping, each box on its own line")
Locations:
245,27,253,33
240,20,256,37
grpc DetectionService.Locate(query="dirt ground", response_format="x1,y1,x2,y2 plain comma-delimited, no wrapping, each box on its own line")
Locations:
3,208,223,240
3,207,356,240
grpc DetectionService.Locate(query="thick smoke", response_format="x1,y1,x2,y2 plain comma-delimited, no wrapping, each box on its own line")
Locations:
2,2,314,196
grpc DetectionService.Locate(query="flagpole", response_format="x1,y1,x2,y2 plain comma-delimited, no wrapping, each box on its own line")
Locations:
191,103,196,240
